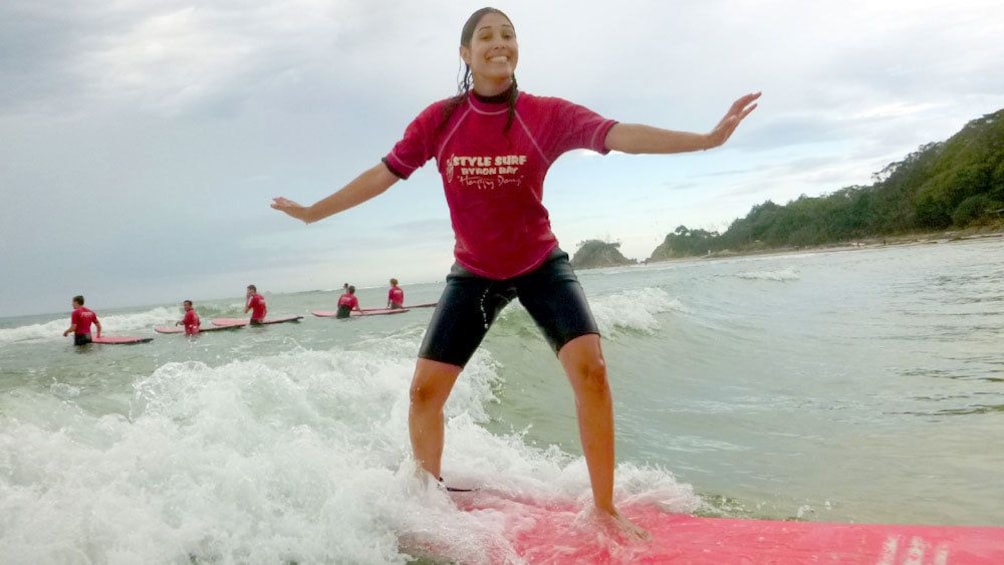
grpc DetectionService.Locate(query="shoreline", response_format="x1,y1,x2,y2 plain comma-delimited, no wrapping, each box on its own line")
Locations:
697,226,1004,262
577,225,1004,270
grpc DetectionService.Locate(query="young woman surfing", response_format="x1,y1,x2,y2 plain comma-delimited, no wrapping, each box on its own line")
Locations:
272,7,759,540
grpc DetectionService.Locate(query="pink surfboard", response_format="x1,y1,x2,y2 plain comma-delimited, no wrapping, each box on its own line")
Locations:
210,315,303,326
91,335,153,344
353,308,410,317
311,310,341,317
312,308,411,317
410,490,1004,564
154,322,245,334
403,302,438,309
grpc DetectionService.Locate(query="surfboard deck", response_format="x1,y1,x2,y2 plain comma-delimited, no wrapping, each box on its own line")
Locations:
357,307,411,316
154,323,245,334
410,489,1004,564
91,336,153,344
404,302,438,309
312,308,411,317
311,310,342,318
210,315,303,326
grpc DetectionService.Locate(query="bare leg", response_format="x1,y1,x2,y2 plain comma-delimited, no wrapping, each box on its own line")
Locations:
558,334,649,541
409,358,463,480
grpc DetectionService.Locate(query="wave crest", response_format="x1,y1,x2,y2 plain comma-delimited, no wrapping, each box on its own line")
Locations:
0,307,179,344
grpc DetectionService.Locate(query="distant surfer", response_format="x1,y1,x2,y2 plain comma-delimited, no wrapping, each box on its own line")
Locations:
63,295,101,345
176,300,201,335
387,278,405,309
336,285,363,318
245,285,268,325
272,6,758,540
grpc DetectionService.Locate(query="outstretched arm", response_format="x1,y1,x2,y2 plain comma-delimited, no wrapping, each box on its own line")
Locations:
605,92,760,154
271,162,400,224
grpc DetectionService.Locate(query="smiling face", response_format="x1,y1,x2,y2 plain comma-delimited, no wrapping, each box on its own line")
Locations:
460,11,518,95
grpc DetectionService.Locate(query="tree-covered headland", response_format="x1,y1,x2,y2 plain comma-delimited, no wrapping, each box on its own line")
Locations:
571,240,636,269
650,109,1004,260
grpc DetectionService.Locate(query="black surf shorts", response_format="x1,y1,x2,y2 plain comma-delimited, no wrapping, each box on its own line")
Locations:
74,333,92,346
418,248,599,367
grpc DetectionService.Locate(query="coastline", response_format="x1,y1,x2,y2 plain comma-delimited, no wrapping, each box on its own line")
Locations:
625,225,1004,268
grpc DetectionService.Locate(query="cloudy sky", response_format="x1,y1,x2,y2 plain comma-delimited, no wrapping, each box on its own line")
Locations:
2,0,1003,317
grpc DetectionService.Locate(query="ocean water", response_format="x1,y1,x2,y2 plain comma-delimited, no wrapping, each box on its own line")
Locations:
1,237,1002,563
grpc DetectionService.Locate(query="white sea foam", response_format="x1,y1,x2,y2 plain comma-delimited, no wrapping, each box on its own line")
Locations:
96,307,182,333
0,307,178,344
734,266,800,282
0,334,697,563
0,317,69,344
492,287,683,339
589,287,685,336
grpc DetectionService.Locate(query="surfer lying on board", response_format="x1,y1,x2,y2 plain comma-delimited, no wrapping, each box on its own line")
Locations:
245,285,268,325
336,285,363,318
271,6,758,541
63,295,102,346
176,300,201,335
387,278,405,309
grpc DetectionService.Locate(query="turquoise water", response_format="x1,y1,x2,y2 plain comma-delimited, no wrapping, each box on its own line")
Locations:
1,237,1002,563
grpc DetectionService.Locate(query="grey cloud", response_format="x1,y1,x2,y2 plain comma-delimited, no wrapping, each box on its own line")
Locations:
4,0,1004,317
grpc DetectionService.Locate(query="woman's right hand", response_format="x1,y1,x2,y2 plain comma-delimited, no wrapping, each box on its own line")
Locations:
271,197,312,223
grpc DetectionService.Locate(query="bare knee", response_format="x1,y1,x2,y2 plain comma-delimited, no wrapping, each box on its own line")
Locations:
410,379,446,407
409,360,461,408
575,357,609,395
559,335,610,395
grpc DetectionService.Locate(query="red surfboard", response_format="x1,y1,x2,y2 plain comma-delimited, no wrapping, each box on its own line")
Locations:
312,308,411,317
91,336,153,344
403,302,438,309
408,490,1004,564
154,322,245,334
210,315,303,326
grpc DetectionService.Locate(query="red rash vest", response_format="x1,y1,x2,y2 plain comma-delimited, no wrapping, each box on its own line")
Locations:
383,90,616,279
71,307,98,335
388,287,404,307
248,294,267,321
337,294,359,309
183,310,201,335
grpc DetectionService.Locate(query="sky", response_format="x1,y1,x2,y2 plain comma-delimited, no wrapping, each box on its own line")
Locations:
2,0,1003,317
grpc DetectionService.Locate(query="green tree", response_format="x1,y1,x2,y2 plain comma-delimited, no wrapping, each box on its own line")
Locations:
953,194,1003,226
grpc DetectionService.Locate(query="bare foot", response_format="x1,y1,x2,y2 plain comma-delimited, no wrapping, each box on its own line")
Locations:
590,506,651,543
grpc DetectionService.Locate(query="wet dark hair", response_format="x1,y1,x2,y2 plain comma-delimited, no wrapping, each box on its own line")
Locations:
73,295,85,306
441,7,518,132
183,300,193,307
247,284,257,292
348,285,356,294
